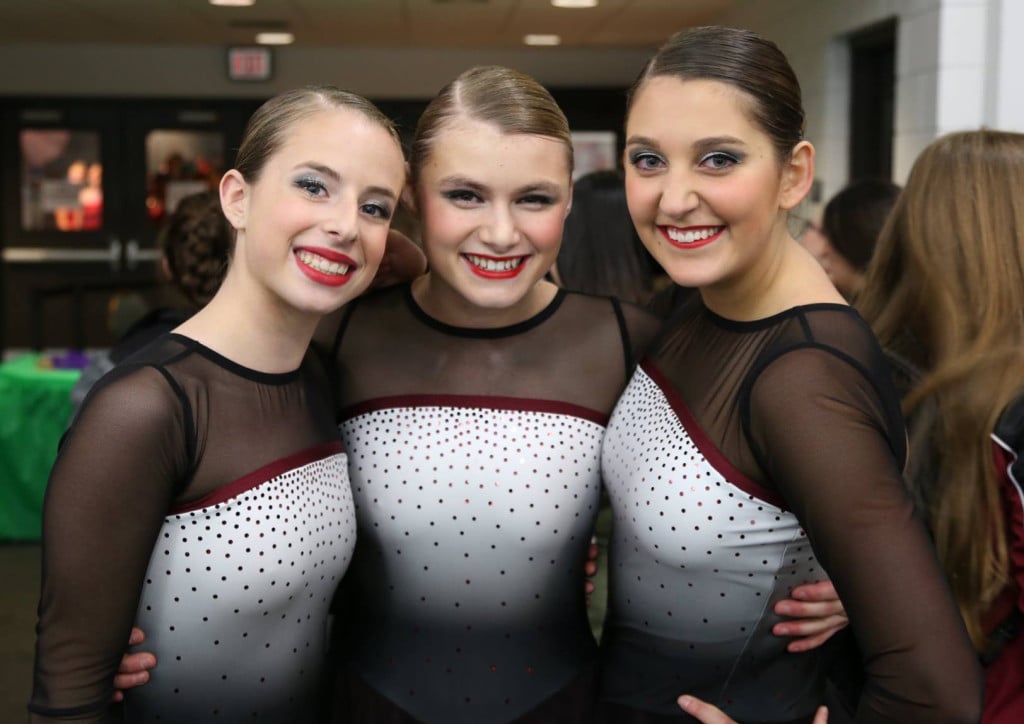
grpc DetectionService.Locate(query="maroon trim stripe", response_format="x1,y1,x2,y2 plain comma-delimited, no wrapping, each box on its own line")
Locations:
640,360,788,510
341,394,609,426
170,440,344,514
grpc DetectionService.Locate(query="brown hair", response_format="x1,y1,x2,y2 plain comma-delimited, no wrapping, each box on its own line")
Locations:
858,130,1024,649
160,189,233,307
408,65,573,184
822,178,902,271
235,85,400,183
628,26,804,161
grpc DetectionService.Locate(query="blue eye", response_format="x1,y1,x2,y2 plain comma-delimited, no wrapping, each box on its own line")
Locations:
361,201,393,220
295,176,327,197
628,151,665,172
699,152,741,170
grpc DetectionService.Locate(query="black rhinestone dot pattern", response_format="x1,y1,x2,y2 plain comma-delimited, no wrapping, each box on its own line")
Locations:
600,368,826,717
339,404,601,724
124,452,355,722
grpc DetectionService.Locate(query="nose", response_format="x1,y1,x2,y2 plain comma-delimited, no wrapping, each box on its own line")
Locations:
478,204,522,251
322,194,360,245
658,169,700,219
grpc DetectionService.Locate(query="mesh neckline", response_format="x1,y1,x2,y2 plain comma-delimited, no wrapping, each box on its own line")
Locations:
167,333,302,385
701,301,853,331
402,284,568,339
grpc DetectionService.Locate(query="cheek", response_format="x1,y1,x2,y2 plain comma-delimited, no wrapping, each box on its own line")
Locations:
522,210,567,253
624,176,654,220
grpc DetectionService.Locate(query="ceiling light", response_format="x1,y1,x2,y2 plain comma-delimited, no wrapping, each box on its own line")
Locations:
552,0,598,8
524,34,561,46
210,0,255,7
256,32,294,45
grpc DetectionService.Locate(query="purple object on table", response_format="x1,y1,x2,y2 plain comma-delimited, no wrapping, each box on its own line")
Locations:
49,350,91,370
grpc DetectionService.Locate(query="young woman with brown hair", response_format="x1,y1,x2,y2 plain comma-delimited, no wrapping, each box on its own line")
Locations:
598,26,982,723
858,129,1024,724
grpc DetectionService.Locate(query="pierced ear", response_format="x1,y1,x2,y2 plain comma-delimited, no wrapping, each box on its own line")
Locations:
219,170,249,231
779,141,815,211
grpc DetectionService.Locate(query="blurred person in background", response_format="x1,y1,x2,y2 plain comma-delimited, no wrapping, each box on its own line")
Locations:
798,178,900,301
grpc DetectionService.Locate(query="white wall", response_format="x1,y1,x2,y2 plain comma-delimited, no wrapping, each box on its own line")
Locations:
716,0,1024,206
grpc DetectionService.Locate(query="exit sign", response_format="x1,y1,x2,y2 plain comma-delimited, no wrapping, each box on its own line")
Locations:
227,47,273,82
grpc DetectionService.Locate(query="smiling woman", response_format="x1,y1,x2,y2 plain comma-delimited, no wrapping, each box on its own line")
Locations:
597,26,984,724
27,86,406,724
315,65,662,724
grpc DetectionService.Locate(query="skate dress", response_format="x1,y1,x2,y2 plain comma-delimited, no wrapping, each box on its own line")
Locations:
30,334,356,723
325,284,658,724
599,301,982,722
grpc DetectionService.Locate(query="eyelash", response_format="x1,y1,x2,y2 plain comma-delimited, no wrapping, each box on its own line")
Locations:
699,151,741,170
519,194,556,207
361,202,393,220
295,175,327,197
443,189,482,205
628,151,665,172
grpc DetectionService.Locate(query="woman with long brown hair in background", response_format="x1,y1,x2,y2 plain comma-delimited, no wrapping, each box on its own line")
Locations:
857,129,1024,724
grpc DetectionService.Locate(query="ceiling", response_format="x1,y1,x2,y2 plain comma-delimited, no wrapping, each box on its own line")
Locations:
1,0,737,49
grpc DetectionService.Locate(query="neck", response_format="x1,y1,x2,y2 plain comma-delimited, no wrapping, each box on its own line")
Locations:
700,231,846,321
174,270,317,373
411,274,558,329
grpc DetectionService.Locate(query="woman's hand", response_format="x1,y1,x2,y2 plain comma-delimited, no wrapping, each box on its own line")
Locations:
772,580,848,653
370,229,427,290
678,696,828,723
111,627,157,702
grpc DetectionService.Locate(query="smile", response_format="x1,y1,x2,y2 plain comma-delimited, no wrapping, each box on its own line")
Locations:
463,253,528,279
295,248,355,287
661,225,725,249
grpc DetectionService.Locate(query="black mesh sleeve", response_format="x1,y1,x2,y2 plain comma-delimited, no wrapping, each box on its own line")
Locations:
29,365,189,723
747,347,982,724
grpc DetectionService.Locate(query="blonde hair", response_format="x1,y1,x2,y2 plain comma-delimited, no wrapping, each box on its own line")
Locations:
858,129,1024,648
235,85,399,183
408,65,573,184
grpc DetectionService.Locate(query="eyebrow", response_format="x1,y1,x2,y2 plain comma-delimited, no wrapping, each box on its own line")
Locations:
296,162,398,200
624,135,748,152
438,175,564,196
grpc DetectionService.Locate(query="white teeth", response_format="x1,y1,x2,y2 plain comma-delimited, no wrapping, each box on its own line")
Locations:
297,250,350,276
464,254,524,272
666,227,721,244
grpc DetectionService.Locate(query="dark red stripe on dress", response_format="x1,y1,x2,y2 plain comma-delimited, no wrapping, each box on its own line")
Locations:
641,360,788,510
341,394,609,426
171,440,344,514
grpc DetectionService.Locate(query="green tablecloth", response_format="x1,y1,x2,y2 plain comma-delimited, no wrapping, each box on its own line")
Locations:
0,354,80,540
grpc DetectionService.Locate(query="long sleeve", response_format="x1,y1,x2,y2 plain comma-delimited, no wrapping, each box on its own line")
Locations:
748,348,983,724
29,365,188,723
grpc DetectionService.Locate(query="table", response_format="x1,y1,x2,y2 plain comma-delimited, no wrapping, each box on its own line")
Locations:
0,354,80,540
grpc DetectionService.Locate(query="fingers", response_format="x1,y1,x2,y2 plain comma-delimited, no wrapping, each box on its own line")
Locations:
785,628,843,653
127,626,146,646
789,580,841,603
677,695,738,724
118,652,157,675
113,669,151,691
584,560,598,577
678,695,827,724
774,598,846,619
772,613,849,638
